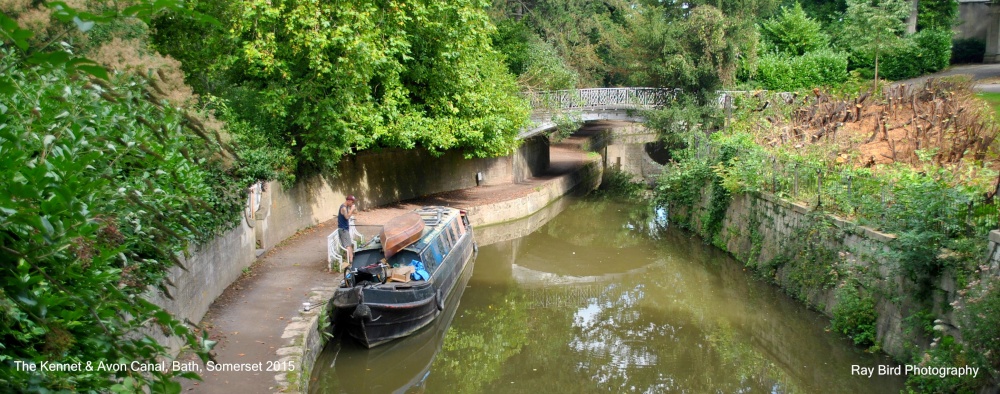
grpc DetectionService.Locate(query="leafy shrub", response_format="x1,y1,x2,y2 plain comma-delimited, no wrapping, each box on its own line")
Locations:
597,168,646,198
0,49,238,392
492,20,579,90
905,336,980,394
831,284,878,348
961,276,1000,379
860,29,952,81
755,49,849,90
952,38,985,64
760,2,829,56
918,0,959,32
913,29,952,73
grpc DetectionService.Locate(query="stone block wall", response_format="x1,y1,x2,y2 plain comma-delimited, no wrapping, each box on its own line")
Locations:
514,135,550,182
259,140,545,251
672,189,963,360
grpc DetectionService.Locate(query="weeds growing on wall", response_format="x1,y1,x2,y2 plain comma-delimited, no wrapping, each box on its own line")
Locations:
959,273,1000,381
595,168,647,199
831,283,879,349
773,213,843,298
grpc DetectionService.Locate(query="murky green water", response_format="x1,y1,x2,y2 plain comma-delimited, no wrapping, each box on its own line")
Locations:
311,197,905,393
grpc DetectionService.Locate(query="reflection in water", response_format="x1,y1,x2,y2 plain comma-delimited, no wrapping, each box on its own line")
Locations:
311,198,905,393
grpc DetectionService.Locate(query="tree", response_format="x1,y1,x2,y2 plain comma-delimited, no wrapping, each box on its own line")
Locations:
841,0,910,88
917,0,958,31
760,2,830,56
155,0,530,175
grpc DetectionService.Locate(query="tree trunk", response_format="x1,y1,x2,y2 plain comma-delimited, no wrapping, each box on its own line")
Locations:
906,0,919,34
874,49,881,92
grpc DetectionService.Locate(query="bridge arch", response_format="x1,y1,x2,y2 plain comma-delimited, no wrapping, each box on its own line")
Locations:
519,88,678,139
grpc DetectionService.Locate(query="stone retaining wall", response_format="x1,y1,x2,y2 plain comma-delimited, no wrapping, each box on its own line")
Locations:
259,136,550,251
146,218,257,353
672,189,966,360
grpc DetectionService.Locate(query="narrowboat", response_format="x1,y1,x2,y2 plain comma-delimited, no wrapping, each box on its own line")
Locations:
328,255,475,393
331,206,476,348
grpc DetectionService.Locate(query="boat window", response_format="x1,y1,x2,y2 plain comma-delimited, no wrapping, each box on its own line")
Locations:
436,236,449,258
422,240,445,271
442,221,456,250
450,217,464,238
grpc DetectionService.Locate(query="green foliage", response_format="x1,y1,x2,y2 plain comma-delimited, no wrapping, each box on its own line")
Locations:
624,5,746,101
796,0,848,24
655,159,713,229
596,169,646,199
872,29,952,80
704,174,732,241
904,336,980,393
0,49,237,391
839,0,910,82
154,0,530,176
772,213,844,299
917,0,959,32
831,284,878,348
492,20,579,90
952,38,986,64
644,95,721,144
754,49,849,90
206,96,295,186
760,2,829,56
960,276,1000,380
912,29,954,73
550,111,583,142
862,167,988,296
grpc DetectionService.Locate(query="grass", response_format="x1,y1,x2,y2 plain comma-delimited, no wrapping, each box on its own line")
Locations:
976,92,1000,119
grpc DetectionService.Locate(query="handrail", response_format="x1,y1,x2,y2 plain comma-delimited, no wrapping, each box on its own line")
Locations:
522,88,681,113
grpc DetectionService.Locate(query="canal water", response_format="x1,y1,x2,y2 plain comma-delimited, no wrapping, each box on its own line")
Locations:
310,197,905,393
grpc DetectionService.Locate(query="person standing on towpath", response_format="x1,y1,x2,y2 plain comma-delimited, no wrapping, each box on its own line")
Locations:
338,195,358,271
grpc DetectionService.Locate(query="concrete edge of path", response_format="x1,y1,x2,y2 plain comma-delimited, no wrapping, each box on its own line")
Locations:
272,157,602,393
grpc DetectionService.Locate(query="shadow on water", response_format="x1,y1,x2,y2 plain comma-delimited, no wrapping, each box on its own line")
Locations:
311,197,906,393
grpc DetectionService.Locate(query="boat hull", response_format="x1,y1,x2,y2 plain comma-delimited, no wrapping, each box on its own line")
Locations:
333,224,475,348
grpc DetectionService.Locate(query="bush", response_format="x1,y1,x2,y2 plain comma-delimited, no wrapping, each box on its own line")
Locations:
961,277,1000,379
858,29,953,81
760,2,829,56
492,20,579,90
0,50,238,392
755,49,849,90
952,38,985,64
913,28,952,73
596,168,646,198
831,284,879,348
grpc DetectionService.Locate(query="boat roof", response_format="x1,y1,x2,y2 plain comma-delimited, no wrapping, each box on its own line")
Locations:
408,206,462,252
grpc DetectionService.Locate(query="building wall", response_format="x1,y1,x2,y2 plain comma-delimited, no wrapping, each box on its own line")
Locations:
957,1,991,41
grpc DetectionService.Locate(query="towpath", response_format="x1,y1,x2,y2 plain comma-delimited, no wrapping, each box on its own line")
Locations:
897,63,1000,91
179,133,597,393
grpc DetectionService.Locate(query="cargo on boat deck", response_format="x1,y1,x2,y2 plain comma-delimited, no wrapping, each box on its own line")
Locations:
330,206,477,348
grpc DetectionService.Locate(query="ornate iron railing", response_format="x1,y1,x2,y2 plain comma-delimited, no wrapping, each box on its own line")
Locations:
524,88,680,113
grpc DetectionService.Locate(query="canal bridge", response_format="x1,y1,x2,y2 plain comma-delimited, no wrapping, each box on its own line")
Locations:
519,87,679,139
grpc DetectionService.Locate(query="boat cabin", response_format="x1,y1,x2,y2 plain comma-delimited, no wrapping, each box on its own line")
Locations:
346,206,471,286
